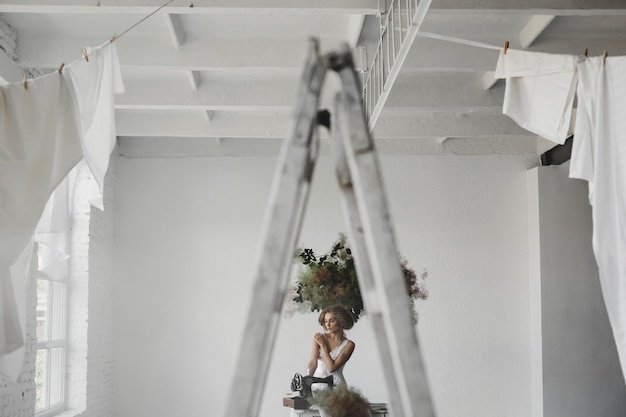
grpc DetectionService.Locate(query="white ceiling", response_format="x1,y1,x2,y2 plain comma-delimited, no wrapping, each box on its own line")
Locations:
1,0,626,159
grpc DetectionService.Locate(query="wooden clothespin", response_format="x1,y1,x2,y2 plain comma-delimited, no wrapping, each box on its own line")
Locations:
110,33,118,43
57,63,65,74
603,50,608,66
504,40,509,55
82,48,89,62
583,48,588,57
22,73,28,90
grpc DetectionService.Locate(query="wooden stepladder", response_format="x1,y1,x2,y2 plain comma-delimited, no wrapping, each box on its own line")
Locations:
224,39,435,417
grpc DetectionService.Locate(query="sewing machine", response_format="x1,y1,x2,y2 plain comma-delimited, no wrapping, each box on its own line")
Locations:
291,373,334,399
282,373,334,410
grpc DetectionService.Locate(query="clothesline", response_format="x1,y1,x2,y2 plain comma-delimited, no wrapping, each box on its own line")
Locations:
18,3,505,87
417,31,502,51
419,32,617,65
110,0,177,43
23,0,179,84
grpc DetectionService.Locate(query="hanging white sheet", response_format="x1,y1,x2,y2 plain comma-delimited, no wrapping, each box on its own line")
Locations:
569,55,626,382
0,72,82,375
494,49,581,144
64,42,125,210
0,72,83,268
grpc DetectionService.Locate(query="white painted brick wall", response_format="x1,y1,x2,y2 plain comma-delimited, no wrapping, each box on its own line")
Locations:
83,151,116,417
0,251,38,417
65,163,92,416
0,16,17,61
1,19,37,416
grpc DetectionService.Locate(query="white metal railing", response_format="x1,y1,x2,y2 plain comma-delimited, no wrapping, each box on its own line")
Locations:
362,0,432,131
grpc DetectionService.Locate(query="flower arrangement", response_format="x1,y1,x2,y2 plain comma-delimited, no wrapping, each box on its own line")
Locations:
313,385,371,417
287,234,428,323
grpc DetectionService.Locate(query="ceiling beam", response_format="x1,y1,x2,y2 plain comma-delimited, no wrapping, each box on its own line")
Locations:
519,15,555,48
481,71,498,91
115,108,529,139
118,136,286,158
17,36,354,70
401,36,500,72
187,70,200,90
115,110,292,138
385,72,504,110
117,135,541,158
373,110,529,139
115,72,504,112
429,0,626,15
116,78,297,111
0,0,379,14
164,13,185,48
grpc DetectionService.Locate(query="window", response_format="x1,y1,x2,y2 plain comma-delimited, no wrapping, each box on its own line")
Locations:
35,268,67,415
31,163,95,416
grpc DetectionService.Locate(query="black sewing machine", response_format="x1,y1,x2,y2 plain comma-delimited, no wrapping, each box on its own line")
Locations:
290,373,334,399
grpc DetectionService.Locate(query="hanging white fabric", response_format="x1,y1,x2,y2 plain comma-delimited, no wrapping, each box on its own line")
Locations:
35,168,77,282
0,72,83,269
495,48,626,383
569,55,626,382
494,49,581,144
0,42,124,379
64,42,125,210
0,72,83,376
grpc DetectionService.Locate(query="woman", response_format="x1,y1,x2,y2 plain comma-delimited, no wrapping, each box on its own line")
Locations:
306,305,356,391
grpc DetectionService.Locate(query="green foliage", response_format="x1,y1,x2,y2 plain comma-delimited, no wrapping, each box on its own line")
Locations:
313,385,371,417
290,234,428,323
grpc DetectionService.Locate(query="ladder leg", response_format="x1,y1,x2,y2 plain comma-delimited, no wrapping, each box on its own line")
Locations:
224,39,328,417
332,46,435,417
331,96,406,417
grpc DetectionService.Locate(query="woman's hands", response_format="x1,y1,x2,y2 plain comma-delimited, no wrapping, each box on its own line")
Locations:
310,332,355,374
314,332,329,351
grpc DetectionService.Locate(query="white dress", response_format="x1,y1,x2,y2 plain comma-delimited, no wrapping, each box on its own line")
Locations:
307,338,350,417
312,338,350,387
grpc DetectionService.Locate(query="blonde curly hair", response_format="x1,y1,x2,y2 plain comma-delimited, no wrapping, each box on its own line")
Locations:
318,305,354,330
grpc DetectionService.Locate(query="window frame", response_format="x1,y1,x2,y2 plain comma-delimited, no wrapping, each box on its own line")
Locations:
34,264,68,416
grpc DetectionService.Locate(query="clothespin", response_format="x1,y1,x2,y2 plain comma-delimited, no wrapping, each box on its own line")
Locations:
603,50,608,66
503,40,509,55
22,73,28,90
82,48,89,62
57,63,65,74
110,33,118,43
583,48,588,57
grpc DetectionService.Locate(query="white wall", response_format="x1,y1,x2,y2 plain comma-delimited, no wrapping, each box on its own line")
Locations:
113,152,534,417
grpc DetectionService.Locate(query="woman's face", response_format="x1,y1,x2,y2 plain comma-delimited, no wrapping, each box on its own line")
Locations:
324,312,341,333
